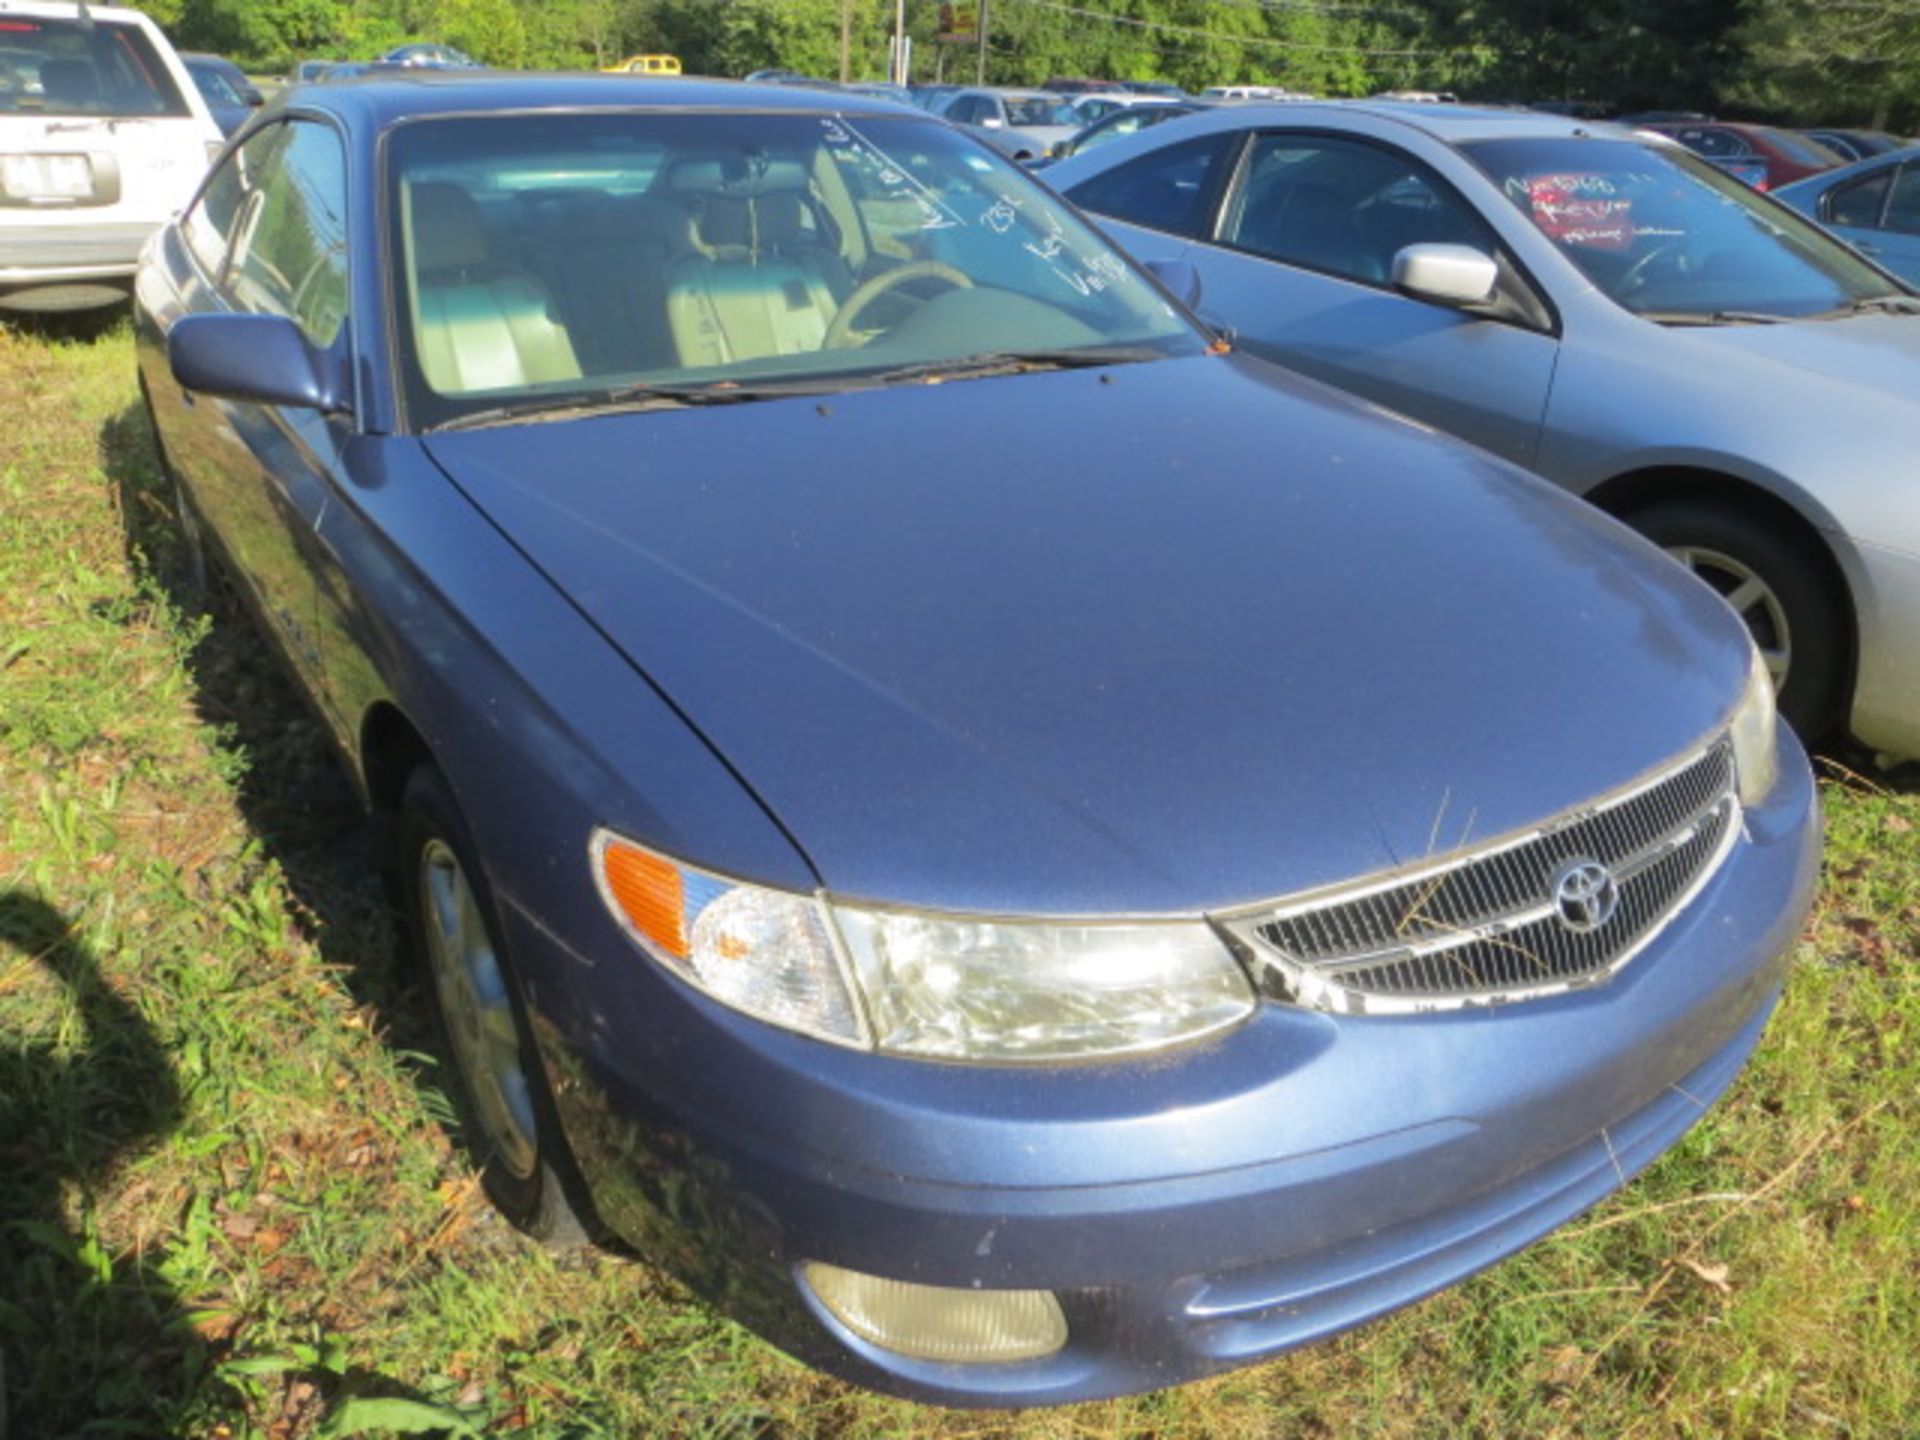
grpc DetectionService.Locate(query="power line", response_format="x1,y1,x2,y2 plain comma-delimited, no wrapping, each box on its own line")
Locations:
1000,0,1468,56
1201,0,1432,21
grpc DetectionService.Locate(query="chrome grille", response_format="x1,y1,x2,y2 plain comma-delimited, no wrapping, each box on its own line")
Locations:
1237,742,1737,1012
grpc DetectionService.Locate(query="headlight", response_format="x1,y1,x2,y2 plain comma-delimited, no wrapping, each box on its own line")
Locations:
834,907,1253,1061
593,832,1256,1062
1729,644,1779,808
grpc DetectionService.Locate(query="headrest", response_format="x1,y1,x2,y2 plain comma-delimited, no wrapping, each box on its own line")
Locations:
694,195,752,257
755,190,808,247
690,189,811,259
409,182,489,272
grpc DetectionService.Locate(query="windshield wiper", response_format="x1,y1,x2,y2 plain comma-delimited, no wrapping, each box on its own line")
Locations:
430,378,824,432
861,344,1172,386
1640,309,1791,326
1834,294,1920,317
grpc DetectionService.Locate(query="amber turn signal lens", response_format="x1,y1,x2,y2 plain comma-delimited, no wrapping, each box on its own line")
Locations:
600,839,689,959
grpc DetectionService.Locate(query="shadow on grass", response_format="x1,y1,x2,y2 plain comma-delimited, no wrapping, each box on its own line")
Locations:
92,386,553,1425
100,400,420,1071
0,304,132,346
0,889,197,1436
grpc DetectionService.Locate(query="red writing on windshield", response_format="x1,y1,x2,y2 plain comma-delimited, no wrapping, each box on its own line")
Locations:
1528,173,1632,250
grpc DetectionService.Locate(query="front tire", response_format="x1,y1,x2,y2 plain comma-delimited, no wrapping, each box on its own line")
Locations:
1625,499,1847,741
398,765,588,1245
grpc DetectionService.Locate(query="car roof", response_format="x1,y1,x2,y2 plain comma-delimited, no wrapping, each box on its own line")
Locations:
1776,142,1920,195
0,1,160,22
1187,99,1629,146
273,70,918,132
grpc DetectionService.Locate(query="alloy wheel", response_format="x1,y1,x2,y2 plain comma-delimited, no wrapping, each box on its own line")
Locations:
419,839,539,1179
1665,544,1791,688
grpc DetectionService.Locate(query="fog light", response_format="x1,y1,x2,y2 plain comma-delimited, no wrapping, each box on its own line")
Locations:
802,1261,1068,1363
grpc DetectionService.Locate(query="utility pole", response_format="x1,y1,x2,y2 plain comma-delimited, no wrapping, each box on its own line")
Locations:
840,0,853,82
894,0,908,83
975,0,988,84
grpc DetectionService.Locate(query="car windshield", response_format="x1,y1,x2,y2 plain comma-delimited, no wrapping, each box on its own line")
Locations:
1005,96,1076,127
0,16,190,118
1464,136,1902,321
387,111,1201,429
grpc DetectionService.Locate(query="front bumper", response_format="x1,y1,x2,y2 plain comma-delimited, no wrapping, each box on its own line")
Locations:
507,733,1818,1406
1843,535,1920,761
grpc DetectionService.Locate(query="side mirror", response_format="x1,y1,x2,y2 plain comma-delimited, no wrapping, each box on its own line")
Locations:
1145,257,1203,309
168,312,350,414
1391,243,1499,308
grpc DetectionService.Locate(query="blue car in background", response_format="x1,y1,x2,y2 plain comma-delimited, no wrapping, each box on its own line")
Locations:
1777,146,1920,286
179,52,263,137
132,74,1818,1406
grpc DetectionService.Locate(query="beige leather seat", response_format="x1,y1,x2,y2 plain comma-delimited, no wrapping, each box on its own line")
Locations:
663,161,851,369
405,181,581,395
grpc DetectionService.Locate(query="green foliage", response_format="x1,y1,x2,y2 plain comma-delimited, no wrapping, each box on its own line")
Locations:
1728,0,1920,129
139,0,1920,124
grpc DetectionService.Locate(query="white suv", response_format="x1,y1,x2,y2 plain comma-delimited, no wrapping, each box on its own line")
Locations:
0,0,222,312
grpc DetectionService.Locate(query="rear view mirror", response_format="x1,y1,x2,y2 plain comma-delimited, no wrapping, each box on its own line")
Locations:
1391,243,1499,308
168,313,350,414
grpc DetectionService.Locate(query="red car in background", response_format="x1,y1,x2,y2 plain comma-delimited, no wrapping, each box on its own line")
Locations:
1642,120,1845,190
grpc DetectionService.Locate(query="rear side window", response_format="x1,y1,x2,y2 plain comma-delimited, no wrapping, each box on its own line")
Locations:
0,16,189,118
1066,132,1238,238
1826,168,1892,229
226,121,349,346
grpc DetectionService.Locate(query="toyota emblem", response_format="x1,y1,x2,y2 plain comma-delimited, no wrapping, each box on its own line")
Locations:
1552,858,1619,933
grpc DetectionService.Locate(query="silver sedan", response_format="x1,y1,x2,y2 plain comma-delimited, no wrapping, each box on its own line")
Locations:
1048,103,1920,760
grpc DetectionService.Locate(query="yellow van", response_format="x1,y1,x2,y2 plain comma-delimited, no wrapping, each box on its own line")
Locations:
602,54,682,76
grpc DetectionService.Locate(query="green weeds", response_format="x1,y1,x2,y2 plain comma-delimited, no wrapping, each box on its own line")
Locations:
1,317,1915,1437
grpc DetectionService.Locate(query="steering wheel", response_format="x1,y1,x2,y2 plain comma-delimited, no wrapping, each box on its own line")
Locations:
1618,241,1692,298
823,261,974,350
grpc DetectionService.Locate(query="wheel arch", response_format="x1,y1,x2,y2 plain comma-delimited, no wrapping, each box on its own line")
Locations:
1584,464,1860,716
359,699,434,818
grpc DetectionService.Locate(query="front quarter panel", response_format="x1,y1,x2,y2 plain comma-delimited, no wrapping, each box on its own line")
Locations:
310,433,820,991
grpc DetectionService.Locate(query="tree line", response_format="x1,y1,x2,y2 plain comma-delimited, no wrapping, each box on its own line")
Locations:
143,0,1920,129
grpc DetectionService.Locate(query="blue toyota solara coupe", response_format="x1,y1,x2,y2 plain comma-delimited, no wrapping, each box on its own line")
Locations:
133,73,1820,1406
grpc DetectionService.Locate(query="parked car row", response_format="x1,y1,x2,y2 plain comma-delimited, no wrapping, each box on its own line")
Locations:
130,70,1832,1410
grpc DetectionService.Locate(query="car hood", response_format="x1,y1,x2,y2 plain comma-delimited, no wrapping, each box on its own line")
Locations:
424,353,1750,916
1680,311,1920,404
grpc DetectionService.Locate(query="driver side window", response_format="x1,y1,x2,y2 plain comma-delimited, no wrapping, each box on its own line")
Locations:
1218,133,1496,288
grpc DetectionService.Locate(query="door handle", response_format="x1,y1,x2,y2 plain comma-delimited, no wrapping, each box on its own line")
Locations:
1855,240,1882,255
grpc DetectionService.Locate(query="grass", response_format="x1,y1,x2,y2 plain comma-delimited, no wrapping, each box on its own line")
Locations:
0,314,1916,1439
